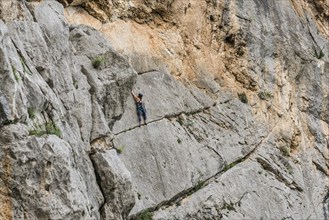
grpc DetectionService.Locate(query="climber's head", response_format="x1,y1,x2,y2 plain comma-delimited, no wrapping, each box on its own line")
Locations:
138,93,143,99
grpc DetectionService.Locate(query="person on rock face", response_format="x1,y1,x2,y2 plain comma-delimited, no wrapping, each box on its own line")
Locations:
131,91,147,126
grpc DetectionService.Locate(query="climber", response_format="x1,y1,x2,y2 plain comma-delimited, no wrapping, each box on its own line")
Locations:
131,91,147,126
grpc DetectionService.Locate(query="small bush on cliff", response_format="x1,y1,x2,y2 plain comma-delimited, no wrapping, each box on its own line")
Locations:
116,146,124,154
280,146,290,157
258,91,273,100
238,92,248,104
313,46,325,59
92,55,105,69
28,107,36,119
45,122,61,137
135,210,153,220
12,66,20,82
29,122,61,137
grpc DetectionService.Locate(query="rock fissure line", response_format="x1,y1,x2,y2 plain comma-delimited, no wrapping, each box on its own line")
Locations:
113,106,211,136
10,38,34,76
303,7,324,52
24,1,37,22
256,157,303,192
137,70,158,75
88,153,106,217
313,161,328,176
204,144,223,160
314,145,329,162
235,14,251,22
130,125,275,218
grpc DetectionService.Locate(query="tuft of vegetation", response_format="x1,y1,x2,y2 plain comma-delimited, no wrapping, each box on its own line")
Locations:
73,79,78,89
223,161,237,172
12,66,20,82
194,180,205,191
258,90,273,100
238,92,248,104
280,146,290,157
28,107,36,119
222,201,236,211
29,127,46,136
20,57,32,75
135,210,153,220
177,138,182,144
116,146,124,154
313,46,325,59
29,122,61,137
92,55,106,69
45,122,61,136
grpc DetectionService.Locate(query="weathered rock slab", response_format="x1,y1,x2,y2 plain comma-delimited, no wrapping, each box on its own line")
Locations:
91,150,135,220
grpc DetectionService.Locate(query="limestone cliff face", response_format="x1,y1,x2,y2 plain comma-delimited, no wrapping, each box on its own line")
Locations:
0,0,329,219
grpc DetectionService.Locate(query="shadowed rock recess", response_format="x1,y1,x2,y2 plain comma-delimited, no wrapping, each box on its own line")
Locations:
0,0,328,219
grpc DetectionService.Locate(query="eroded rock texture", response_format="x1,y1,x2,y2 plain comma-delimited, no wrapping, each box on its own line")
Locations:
0,0,329,219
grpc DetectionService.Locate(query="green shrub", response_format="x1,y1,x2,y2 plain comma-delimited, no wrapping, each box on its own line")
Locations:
28,107,36,119
73,79,78,89
177,138,182,144
223,161,237,172
116,146,124,154
194,180,205,191
92,55,105,69
135,210,153,220
313,46,325,59
29,122,61,137
238,92,248,104
222,201,236,211
45,122,61,137
29,127,46,136
12,66,20,82
280,146,290,157
258,91,273,100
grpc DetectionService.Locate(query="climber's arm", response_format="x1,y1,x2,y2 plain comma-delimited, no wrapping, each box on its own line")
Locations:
131,91,140,102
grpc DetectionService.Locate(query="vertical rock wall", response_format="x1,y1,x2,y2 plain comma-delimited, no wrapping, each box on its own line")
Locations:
0,0,328,219
0,1,136,219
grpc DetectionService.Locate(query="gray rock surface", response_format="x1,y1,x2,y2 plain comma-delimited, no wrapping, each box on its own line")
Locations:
0,123,103,219
152,160,313,220
0,0,329,219
113,118,223,214
0,1,136,219
91,150,135,220
113,71,214,134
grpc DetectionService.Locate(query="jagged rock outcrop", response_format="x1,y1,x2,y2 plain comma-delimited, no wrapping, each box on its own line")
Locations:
0,1,135,219
91,150,135,220
0,0,329,219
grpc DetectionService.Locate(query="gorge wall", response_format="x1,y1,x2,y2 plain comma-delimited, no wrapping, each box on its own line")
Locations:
0,0,329,219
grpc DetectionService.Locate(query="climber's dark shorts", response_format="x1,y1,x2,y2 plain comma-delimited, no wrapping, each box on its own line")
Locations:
137,109,146,123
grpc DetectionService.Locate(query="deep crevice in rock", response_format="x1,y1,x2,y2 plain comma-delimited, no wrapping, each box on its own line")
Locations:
129,126,270,218
89,153,106,218
113,106,211,136
137,70,158,75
